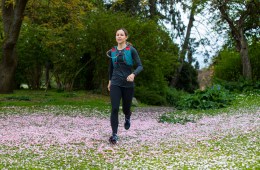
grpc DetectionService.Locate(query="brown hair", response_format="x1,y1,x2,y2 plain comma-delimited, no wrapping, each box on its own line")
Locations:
116,28,133,46
117,28,128,37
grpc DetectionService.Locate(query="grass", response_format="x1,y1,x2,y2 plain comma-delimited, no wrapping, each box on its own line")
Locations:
0,89,110,107
0,90,112,116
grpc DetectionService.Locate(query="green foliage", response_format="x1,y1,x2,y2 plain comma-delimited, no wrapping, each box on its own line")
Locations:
15,0,100,91
213,42,260,82
160,91,260,125
212,42,260,93
213,49,242,81
249,41,260,81
214,78,260,92
16,24,48,89
135,86,166,106
82,11,178,97
175,62,199,92
177,85,233,110
165,87,187,107
16,7,179,95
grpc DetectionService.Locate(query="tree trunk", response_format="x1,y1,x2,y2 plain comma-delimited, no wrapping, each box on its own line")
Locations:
239,29,252,79
171,2,195,87
218,2,253,80
32,64,42,89
149,0,157,19
0,0,28,93
0,53,17,93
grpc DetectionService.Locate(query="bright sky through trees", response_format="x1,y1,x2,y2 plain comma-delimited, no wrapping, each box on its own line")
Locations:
164,5,225,69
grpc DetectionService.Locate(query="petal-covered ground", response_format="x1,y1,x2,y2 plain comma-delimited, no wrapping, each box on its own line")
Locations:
0,106,259,169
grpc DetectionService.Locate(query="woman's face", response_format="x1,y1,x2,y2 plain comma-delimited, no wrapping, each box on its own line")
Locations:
116,30,127,44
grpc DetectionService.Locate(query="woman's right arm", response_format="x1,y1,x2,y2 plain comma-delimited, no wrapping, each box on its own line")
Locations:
107,80,111,91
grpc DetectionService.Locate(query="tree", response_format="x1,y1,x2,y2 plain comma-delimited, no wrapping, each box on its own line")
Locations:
211,0,260,80
15,0,99,91
171,0,197,87
0,0,28,93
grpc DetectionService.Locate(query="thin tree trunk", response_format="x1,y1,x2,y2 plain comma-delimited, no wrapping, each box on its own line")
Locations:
239,29,252,79
45,61,51,89
171,2,195,87
149,0,157,19
70,57,94,91
0,0,28,93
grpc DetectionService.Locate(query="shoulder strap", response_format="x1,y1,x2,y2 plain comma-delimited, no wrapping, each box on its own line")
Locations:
123,45,133,66
111,46,117,66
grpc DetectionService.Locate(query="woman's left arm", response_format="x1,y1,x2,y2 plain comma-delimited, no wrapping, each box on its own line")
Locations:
131,47,143,75
127,47,143,82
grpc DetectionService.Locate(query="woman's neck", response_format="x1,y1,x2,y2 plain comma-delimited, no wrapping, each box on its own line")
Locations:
117,43,127,50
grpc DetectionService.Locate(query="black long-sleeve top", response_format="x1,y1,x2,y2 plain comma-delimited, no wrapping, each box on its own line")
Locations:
108,46,143,88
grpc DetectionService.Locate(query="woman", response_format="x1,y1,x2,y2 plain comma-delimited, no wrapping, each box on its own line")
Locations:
107,28,143,144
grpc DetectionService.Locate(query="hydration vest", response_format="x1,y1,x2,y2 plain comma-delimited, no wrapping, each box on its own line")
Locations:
111,45,133,67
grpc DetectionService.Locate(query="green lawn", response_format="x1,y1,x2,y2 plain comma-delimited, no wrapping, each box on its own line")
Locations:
0,89,110,107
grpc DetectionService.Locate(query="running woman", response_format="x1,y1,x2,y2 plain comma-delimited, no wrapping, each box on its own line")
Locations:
107,28,143,144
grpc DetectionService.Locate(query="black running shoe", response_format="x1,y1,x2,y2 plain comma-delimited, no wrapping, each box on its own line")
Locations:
109,134,118,144
124,118,131,130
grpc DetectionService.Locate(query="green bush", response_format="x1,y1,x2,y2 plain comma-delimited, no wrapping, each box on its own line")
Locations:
166,87,187,107
214,78,260,92
213,43,260,82
135,86,166,105
175,62,199,92
177,84,233,110
213,49,241,81
249,42,260,81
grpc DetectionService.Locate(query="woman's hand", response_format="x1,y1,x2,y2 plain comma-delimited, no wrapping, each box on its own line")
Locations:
127,73,135,82
107,81,111,91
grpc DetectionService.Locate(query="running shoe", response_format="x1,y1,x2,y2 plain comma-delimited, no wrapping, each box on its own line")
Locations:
124,118,131,130
109,134,118,144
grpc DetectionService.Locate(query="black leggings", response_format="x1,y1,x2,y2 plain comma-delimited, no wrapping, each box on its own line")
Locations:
110,85,134,134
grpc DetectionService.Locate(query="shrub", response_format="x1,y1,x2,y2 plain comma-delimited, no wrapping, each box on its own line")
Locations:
175,62,199,93
135,86,166,105
213,43,260,82
214,78,260,92
166,87,187,107
213,49,242,81
177,84,233,110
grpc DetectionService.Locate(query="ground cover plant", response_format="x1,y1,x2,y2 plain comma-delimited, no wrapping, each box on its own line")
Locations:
0,90,259,169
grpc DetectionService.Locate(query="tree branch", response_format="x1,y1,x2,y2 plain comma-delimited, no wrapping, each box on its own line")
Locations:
218,3,241,50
